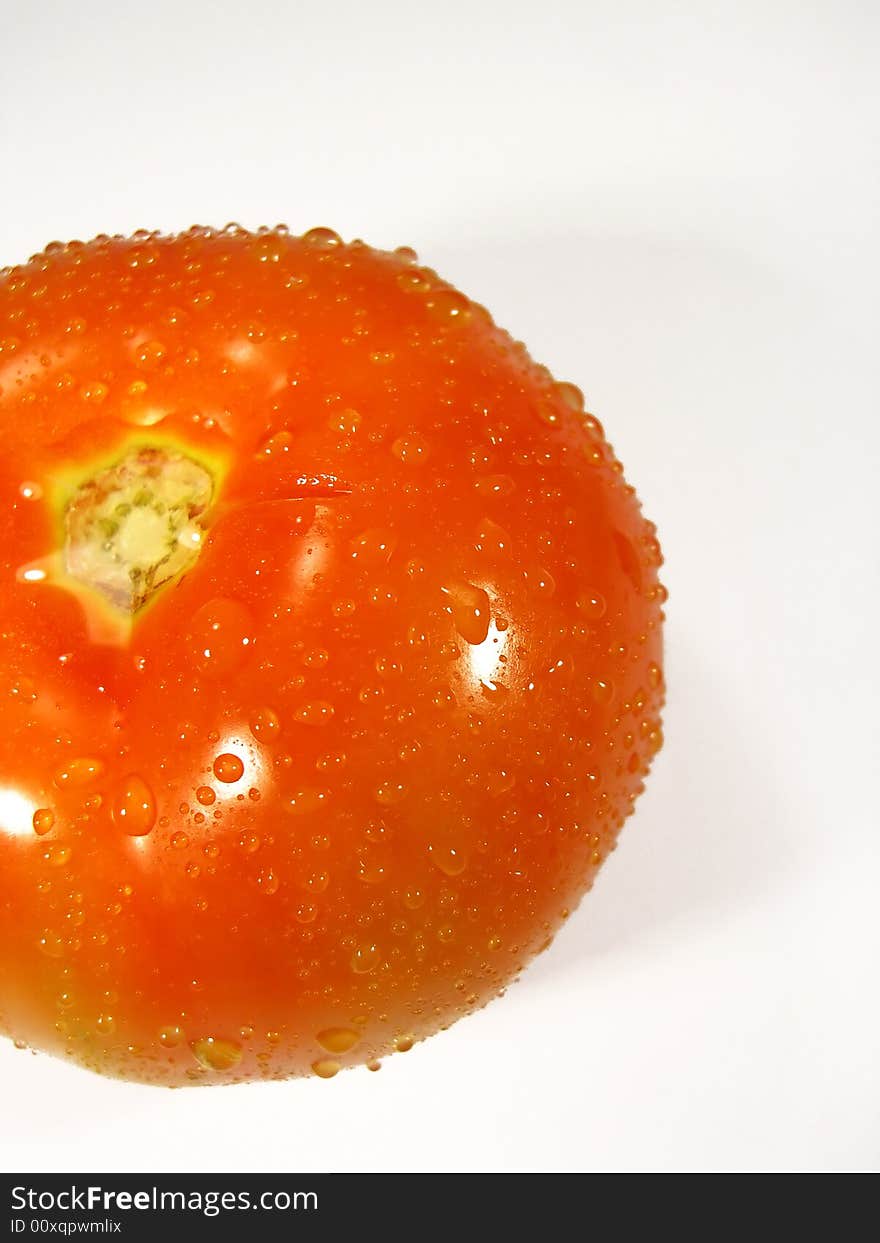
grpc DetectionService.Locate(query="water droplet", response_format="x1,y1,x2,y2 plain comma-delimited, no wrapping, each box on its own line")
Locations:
134,339,166,369
42,843,72,869
591,678,615,706
54,757,105,790
535,399,560,426
312,1058,341,1079
111,774,156,836
79,380,108,404
576,591,606,620
189,599,255,676
171,831,190,850
367,1059,382,1072
441,581,491,645
485,769,515,797
316,1027,360,1054
256,868,280,896
294,700,335,726
301,647,330,670
349,528,396,565
285,787,326,816
303,226,342,248
190,1037,243,1071
10,677,37,703
554,381,585,411
96,1013,116,1036
647,662,663,690
328,407,362,436
426,288,470,320
394,1033,415,1053
374,780,407,807
475,474,515,498
428,843,467,877
305,869,330,894
32,808,55,836
391,435,430,465
39,930,64,958
249,707,281,744
350,942,380,974
213,753,244,783
375,655,403,679
195,785,215,806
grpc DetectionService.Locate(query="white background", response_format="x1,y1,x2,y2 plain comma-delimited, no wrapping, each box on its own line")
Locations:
1,0,878,1174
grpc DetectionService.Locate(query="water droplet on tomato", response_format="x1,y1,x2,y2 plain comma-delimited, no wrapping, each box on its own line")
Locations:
351,942,380,974
79,380,108,404
591,678,615,706
391,435,430,465
190,1037,242,1071
32,808,55,836
42,844,72,868
485,769,515,797
294,700,335,726
134,339,166,369
256,868,280,896
428,843,467,877
188,599,255,676
394,1033,415,1053
303,227,342,248
312,1058,341,1079
213,753,244,783
327,407,362,436
374,781,407,807
442,581,491,645
475,474,515,498
54,757,105,790
111,774,156,836
249,707,281,744
554,381,585,411
576,591,606,620
426,288,469,320
285,787,326,815
38,930,64,958
316,1027,360,1054
349,528,396,565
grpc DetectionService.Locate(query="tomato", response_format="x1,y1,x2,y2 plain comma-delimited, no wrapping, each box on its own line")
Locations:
0,225,664,1085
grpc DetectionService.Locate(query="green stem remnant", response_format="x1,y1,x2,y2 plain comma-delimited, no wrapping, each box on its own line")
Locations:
64,447,213,612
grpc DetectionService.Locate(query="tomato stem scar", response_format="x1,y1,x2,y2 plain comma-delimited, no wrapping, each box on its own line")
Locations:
64,446,213,612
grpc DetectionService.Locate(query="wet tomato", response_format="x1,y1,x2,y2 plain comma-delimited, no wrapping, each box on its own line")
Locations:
0,226,664,1085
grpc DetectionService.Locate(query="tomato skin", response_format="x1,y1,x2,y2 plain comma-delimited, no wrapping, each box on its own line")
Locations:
0,227,664,1085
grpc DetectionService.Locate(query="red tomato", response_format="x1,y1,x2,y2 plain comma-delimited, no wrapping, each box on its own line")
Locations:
0,226,664,1084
